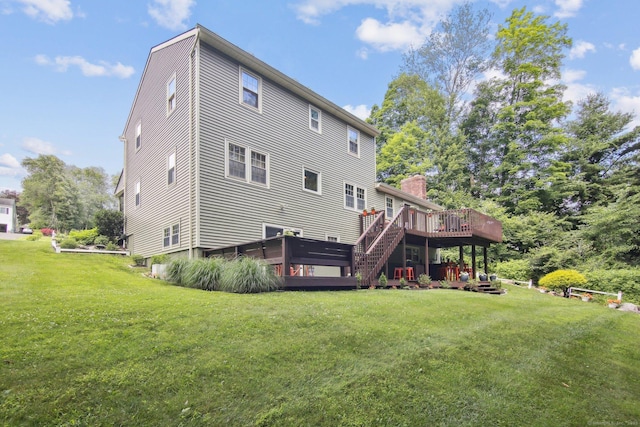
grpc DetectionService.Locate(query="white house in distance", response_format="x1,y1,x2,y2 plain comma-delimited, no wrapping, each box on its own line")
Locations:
0,198,18,233
117,25,502,288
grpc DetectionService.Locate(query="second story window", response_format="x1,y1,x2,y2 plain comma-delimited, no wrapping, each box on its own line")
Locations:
344,182,365,211
303,168,321,194
228,143,246,179
240,68,261,111
167,74,176,115
309,105,321,133
135,122,141,150
348,127,359,156
167,152,176,185
386,197,394,218
251,151,267,184
226,140,270,187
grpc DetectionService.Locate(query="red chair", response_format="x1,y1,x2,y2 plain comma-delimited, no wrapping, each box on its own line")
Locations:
393,268,403,280
405,267,415,281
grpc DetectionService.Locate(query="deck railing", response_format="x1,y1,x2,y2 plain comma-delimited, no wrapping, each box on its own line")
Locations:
405,208,502,242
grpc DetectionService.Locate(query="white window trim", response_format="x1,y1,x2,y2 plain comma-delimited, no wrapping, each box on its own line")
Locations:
386,196,394,218
163,222,180,248
166,73,177,117
343,181,366,212
135,121,142,151
347,126,360,158
224,139,270,188
325,234,340,243
262,223,303,239
167,150,176,187
239,67,262,113
302,166,321,195
309,105,322,134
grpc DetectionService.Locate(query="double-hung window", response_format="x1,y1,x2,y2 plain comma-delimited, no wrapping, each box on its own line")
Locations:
167,152,176,185
228,143,246,179
135,122,141,150
0,207,8,214
348,127,359,156
251,151,267,184
135,181,140,207
240,68,261,111
309,105,321,133
163,223,180,248
167,74,176,115
386,197,394,218
226,140,269,187
344,182,366,211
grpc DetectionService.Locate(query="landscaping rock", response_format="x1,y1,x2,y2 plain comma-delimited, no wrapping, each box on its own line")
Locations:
618,303,639,313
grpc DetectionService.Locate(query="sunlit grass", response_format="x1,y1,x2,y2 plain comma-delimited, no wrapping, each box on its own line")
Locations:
1,239,639,426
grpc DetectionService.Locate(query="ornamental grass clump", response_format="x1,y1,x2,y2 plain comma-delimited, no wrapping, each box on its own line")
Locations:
183,257,226,291
219,256,281,293
166,258,190,285
539,269,587,295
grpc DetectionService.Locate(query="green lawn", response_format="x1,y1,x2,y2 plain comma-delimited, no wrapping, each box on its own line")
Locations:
1,239,639,426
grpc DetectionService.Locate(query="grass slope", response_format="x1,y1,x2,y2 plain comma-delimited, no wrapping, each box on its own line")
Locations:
1,239,639,426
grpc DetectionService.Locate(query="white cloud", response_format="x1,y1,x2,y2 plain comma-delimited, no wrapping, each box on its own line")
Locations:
0,153,21,169
148,0,195,31
292,0,467,53
630,47,640,71
560,68,596,104
343,104,371,120
610,87,640,128
356,18,424,52
554,0,583,18
569,40,595,59
22,137,56,155
35,55,135,78
18,0,73,23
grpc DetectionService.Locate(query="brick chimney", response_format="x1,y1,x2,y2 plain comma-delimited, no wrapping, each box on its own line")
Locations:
400,175,427,199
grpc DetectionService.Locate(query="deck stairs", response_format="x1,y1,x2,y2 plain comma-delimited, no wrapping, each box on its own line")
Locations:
353,208,406,288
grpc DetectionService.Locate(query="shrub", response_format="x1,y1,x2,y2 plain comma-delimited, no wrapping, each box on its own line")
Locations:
40,228,54,236
183,257,226,291
131,254,145,267
68,228,99,245
60,238,78,249
495,259,530,282
583,268,640,305
539,269,587,295
150,254,170,266
418,274,432,286
166,258,190,284
26,234,41,241
94,209,124,242
105,242,120,251
378,272,388,288
94,235,110,246
219,256,281,293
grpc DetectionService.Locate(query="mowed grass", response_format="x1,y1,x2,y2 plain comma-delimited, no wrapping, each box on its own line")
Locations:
1,240,640,426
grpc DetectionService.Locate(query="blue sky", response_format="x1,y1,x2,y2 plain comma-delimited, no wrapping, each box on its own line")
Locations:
1,0,639,192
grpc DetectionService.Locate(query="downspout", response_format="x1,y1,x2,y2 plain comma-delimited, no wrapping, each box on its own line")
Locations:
118,135,127,248
188,30,200,259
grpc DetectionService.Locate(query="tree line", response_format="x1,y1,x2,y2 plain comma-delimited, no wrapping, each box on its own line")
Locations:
369,4,640,281
1,154,119,232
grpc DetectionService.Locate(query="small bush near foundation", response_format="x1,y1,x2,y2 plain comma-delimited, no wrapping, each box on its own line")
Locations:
94,235,110,246
68,228,99,245
105,242,120,251
59,238,78,249
539,269,587,294
150,253,169,265
183,257,226,291
166,258,190,284
131,254,145,267
219,256,281,293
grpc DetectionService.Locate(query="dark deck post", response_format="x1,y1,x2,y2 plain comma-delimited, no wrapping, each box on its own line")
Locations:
471,245,477,280
282,236,290,276
424,238,429,280
459,245,464,273
483,246,488,274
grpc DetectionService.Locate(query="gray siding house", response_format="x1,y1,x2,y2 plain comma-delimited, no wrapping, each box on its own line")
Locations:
119,25,442,261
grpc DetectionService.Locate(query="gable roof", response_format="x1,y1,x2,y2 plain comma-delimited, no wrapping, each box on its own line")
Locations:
121,25,379,139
